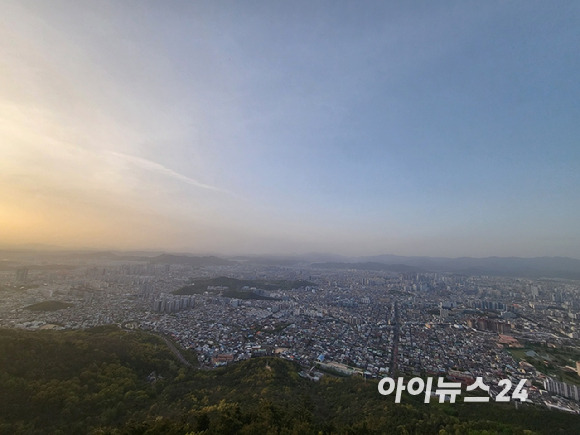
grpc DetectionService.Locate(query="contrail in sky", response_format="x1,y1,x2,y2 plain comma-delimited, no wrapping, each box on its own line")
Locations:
107,151,229,194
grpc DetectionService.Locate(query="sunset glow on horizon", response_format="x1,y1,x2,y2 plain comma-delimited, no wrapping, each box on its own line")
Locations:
2,1,579,258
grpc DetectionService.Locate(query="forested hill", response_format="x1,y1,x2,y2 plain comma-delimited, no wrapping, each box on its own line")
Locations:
1,327,579,434
173,277,315,295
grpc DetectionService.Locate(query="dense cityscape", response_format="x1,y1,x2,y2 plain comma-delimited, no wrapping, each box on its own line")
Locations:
3,1,579,432
2,251,580,414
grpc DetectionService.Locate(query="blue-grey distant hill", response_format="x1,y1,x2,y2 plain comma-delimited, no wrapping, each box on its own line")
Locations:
236,253,580,279
4,248,580,280
353,255,580,279
197,253,580,279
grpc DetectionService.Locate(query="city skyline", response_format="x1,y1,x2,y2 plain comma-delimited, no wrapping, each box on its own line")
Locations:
2,1,579,258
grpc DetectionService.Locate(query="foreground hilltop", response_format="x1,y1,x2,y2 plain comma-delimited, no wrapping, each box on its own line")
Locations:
0,326,579,434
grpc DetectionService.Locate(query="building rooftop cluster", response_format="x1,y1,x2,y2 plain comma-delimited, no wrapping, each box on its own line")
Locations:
1,258,580,412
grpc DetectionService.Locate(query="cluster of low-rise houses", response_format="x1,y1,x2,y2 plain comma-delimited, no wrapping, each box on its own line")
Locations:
1,258,580,413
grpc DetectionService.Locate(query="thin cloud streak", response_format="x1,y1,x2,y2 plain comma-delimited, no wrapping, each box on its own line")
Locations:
107,151,230,195
1,2,578,257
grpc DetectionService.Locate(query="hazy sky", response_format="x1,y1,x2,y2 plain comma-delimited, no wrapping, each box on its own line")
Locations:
2,1,579,258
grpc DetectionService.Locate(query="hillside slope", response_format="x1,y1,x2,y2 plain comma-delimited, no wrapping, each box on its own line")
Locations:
0,327,579,434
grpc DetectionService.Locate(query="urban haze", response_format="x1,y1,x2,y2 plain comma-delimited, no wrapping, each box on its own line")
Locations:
1,1,580,433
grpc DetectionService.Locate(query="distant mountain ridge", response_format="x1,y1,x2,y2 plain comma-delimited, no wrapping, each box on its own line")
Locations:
353,255,580,279
310,262,422,273
232,253,580,279
2,248,579,279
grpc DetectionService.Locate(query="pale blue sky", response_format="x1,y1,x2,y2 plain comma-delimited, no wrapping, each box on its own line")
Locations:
1,1,579,257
